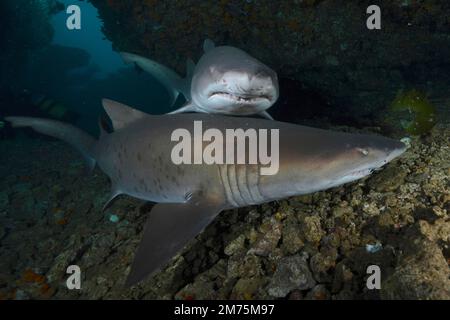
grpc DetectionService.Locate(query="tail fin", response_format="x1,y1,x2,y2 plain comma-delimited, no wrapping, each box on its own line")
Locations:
5,117,96,171
120,52,193,106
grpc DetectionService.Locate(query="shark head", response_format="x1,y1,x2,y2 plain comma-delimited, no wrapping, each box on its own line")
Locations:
278,130,408,195
191,46,279,115
320,135,407,188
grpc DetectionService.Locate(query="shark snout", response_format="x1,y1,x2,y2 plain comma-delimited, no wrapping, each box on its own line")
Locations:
219,70,278,101
385,140,407,163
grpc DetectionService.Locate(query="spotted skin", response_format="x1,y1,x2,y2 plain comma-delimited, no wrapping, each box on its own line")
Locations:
5,102,406,286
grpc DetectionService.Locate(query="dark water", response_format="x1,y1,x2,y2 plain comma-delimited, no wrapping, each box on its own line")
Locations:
1,0,172,135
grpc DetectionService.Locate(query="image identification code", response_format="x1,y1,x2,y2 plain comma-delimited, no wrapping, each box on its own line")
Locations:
217,304,275,315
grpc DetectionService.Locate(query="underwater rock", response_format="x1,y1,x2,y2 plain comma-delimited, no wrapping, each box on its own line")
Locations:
90,0,450,122
224,234,246,256
9,184,36,219
413,207,441,224
247,217,282,256
310,249,338,283
266,254,316,298
82,276,111,299
332,204,354,219
46,249,79,284
175,260,228,300
280,217,305,255
14,289,30,300
305,284,331,300
227,253,264,279
287,289,304,300
1,120,448,299
416,218,450,244
0,225,5,241
381,238,450,299
300,215,324,245
367,166,408,192
331,261,354,294
0,191,8,208
15,268,56,299
230,277,268,300
175,279,216,300
46,233,87,284
133,254,188,300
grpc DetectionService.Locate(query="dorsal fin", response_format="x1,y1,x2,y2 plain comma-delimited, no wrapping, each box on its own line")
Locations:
102,99,149,131
203,39,215,53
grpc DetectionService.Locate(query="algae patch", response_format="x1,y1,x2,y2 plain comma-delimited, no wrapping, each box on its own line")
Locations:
387,89,437,135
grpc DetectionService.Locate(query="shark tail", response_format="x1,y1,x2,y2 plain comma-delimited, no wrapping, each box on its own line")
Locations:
120,52,193,106
5,117,96,171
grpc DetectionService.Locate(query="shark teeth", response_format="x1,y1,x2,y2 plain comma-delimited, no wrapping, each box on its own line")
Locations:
349,168,373,178
209,92,271,103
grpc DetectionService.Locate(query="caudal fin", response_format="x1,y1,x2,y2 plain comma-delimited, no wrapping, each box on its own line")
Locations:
5,117,96,171
120,52,192,106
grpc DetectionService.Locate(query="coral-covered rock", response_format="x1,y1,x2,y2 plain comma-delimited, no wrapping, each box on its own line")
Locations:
301,215,324,244
230,277,268,300
0,118,448,300
281,217,305,255
381,238,450,299
266,254,316,298
305,284,331,300
247,217,282,256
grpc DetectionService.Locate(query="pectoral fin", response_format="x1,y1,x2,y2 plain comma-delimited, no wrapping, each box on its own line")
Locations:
125,194,225,286
102,185,122,212
259,111,274,120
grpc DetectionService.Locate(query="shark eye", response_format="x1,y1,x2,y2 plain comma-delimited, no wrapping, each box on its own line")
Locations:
356,148,369,156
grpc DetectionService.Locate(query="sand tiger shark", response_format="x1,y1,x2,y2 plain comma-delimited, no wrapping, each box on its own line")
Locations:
121,39,279,119
5,99,406,286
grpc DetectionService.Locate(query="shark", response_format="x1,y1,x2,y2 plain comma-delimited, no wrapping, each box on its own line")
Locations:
121,39,279,119
5,99,406,286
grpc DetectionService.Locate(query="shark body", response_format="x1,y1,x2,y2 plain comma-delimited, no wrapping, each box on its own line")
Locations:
121,39,279,119
6,99,406,286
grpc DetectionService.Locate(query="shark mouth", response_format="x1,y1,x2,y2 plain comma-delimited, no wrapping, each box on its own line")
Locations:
330,167,378,188
339,168,374,182
346,166,384,179
351,168,374,177
208,91,272,103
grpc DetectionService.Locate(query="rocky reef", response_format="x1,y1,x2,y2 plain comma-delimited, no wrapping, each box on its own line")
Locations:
89,0,450,124
0,0,449,301
0,121,448,300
